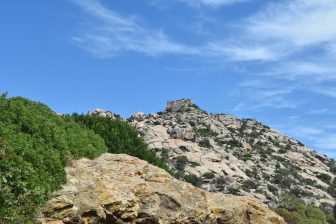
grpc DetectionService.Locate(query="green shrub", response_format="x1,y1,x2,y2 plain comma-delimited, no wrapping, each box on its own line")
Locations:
202,172,215,179
184,174,202,187
274,195,332,224
175,156,188,171
198,138,212,148
267,184,278,195
0,96,107,222
274,208,303,224
316,173,332,184
215,177,226,191
195,128,218,137
71,113,172,174
327,178,336,197
242,179,257,192
228,187,240,195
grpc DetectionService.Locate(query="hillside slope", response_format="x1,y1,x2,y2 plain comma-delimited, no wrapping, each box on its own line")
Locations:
127,99,336,211
0,95,107,222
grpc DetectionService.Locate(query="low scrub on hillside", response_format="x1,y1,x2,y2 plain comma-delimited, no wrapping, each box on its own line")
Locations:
0,94,107,222
274,195,336,224
70,113,173,174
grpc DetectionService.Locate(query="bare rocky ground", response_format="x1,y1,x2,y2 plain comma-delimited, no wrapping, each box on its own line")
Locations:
38,154,285,224
127,99,336,210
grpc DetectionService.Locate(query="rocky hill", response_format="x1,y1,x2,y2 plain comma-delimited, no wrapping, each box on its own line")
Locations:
38,153,285,224
127,99,336,211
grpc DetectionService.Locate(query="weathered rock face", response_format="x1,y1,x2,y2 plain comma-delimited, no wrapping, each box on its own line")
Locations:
89,109,116,119
38,154,285,224
130,99,336,209
166,99,196,113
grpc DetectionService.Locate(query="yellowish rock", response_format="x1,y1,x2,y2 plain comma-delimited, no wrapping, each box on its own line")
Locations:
38,153,285,224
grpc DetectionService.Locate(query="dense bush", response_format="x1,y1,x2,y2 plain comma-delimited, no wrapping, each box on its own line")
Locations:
0,95,107,222
175,155,188,171
184,174,202,187
274,195,334,224
202,171,215,179
71,113,173,174
316,173,332,184
242,179,257,192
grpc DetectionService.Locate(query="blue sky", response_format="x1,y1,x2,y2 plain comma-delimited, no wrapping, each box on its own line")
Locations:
1,0,336,158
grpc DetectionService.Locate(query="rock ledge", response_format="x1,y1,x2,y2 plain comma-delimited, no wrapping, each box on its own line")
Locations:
38,153,285,224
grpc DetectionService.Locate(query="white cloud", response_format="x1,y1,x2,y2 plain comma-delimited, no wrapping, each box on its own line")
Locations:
217,0,336,61
247,0,336,46
178,0,248,8
264,61,336,82
313,87,336,98
308,108,333,115
204,43,277,61
71,0,197,57
276,123,336,154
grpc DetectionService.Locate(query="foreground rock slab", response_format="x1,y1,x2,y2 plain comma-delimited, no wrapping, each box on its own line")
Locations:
38,153,285,224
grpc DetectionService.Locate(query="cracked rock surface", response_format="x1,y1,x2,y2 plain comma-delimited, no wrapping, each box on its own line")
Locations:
38,153,285,224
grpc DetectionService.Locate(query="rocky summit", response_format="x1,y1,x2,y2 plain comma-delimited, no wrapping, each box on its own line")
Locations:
130,99,336,210
38,153,285,224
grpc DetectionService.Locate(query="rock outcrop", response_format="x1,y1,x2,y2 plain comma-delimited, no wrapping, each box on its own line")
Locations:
130,99,336,209
38,154,285,224
89,109,116,119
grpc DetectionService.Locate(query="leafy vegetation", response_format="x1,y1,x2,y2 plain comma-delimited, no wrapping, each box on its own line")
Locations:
202,172,215,179
71,113,173,174
242,179,257,192
175,155,188,171
316,173,332,184
184,174,202,187
195,128,218,138
0,95,107,222
274,195,335,224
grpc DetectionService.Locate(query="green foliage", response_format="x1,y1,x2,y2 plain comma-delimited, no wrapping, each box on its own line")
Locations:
274,195,332,224
242,179,257,192
0,96,107,222
71,114,173,174
267,184,278,195
198,138,212,148
195,128,218,138
245,168,258,178
202,172,215,179
228,187,240,195
274,208,302,224
316,173,332,184
327,178,336,197
184,174,202,187
175,156,188,171
215,176,226,191
226,139,243,148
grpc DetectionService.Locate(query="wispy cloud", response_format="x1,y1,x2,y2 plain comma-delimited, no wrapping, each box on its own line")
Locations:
178,0,249,8
273,123,336,157
221,0,336,62
71,0,197,57
230,83,299,112
246,0,336,46
313,87,336,98
263,61,336,82
204,42,278,61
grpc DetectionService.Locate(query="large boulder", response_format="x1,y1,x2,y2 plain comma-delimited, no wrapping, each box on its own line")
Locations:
166,99,195,112
38,154,285,224
168,125,196,141
89,109,116,119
